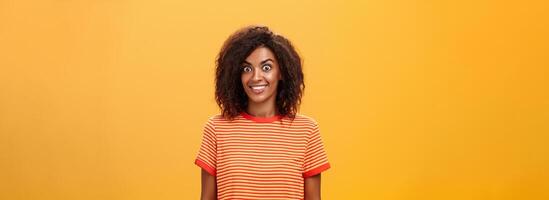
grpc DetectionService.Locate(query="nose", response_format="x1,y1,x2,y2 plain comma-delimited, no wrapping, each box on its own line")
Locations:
252,68,263,81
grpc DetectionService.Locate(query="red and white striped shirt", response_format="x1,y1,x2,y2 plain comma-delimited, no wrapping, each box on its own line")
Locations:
195,112,330,200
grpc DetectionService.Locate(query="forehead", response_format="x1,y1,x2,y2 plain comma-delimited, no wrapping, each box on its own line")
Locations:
244,46,277,63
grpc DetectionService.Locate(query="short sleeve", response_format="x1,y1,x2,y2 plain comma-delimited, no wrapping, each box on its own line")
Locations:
302,121,331,178
194,117,217,176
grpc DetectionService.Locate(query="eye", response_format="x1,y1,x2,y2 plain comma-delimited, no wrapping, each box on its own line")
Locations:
242,66,252,72
262,65,272,71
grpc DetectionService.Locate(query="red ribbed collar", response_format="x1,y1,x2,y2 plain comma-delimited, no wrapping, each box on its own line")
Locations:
240,112,282,123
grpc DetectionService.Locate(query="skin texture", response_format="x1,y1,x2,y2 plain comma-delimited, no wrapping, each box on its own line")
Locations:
201,46,321,199
200,169,216,200
241,46,282,117
304,174,322,200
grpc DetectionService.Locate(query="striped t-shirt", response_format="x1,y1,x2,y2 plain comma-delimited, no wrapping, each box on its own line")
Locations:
195,112,330,200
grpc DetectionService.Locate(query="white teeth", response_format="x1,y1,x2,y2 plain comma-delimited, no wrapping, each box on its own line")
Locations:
251,85,266,90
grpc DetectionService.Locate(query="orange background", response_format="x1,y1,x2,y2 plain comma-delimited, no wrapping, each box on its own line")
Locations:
1,0,548,199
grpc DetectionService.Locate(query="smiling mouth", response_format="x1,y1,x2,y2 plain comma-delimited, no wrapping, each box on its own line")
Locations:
249,84,268,94
249,85,267,89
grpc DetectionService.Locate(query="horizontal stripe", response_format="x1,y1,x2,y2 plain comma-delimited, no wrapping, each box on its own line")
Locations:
195,114,329,200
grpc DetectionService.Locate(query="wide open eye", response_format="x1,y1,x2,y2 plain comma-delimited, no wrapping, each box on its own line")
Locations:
242,66,252,72
262,65,272,72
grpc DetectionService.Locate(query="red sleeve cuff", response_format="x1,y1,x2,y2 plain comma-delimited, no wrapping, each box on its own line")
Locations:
195,159,216,176
303,163,331,178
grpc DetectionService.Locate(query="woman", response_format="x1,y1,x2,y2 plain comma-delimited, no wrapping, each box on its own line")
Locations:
195,25,330,200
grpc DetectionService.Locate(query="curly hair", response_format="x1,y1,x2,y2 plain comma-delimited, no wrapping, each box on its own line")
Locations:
215,25,304,120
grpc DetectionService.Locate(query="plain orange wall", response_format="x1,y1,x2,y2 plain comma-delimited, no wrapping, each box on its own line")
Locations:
1,0,548,199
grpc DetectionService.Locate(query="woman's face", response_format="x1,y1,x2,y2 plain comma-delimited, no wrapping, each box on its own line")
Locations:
241,46,282,105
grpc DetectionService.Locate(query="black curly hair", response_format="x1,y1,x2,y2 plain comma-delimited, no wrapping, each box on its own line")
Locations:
215,25,304,120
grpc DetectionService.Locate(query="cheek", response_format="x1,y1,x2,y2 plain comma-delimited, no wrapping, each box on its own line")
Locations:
241,74,248,86
272,72,282,84
269,74,281,90
268,69,281,81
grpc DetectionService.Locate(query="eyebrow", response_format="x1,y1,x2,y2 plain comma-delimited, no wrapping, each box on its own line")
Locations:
243,58,274,65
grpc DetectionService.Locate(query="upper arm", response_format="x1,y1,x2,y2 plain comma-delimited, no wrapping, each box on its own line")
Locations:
303,119,329,200
304,173,321,200
200,169,217,200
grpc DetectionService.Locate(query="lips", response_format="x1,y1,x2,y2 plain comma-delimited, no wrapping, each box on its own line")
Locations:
249,84,268,94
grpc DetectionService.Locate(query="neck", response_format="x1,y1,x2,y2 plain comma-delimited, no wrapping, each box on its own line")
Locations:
246,98,277,117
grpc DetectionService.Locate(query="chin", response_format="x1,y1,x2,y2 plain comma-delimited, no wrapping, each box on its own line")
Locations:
248,96,268,104
246,93,272,104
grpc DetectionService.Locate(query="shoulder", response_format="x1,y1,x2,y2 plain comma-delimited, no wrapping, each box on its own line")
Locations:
204,114,236,125
289,114,319,127
204,114,222,124
293,113,318,123
207,114,225,121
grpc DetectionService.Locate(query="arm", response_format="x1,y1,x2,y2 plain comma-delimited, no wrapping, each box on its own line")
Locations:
304,173,321,200
200,169,217,200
